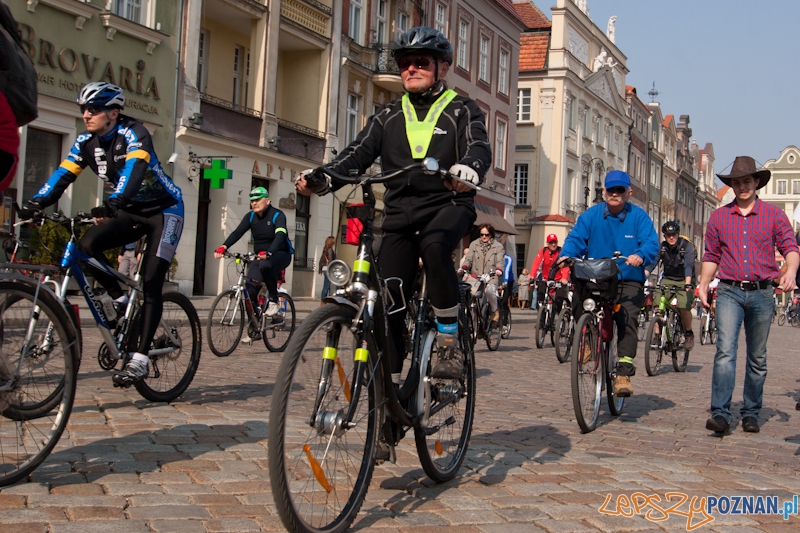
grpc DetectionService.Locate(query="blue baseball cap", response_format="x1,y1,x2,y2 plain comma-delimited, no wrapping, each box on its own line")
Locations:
604,170,631,189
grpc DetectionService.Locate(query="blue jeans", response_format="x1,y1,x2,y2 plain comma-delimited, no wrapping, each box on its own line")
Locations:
321,272,331,299
711,283,774,422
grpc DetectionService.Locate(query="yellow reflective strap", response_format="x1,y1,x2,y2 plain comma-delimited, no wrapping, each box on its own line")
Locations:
354,347,369,362
275,227,287,234
323,346,337,360
235,258,240,264
353,260,370,274
126,149,151,162
402,89,457,159
618,356,634,365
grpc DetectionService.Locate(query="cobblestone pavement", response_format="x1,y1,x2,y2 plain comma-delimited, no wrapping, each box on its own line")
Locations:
2,301,800,532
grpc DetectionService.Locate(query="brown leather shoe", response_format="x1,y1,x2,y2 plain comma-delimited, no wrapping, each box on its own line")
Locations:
683,331,695,351
614,375,633,397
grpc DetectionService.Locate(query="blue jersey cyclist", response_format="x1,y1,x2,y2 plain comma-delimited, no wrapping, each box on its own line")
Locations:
214,187,293,320
21,82,184,387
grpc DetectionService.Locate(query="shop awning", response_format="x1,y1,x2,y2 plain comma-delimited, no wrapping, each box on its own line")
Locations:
474,201,519,235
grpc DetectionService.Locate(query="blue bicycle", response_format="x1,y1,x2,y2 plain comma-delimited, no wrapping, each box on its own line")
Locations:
22,210,201,403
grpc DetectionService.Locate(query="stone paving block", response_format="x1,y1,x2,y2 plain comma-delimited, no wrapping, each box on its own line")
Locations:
204,518,261,532
479,525,548,533
147,519,207,533
0,523,49,533
435,509,506,525
507,482,574,496
533,519,601,532
207,504,270,518
65,505,126,521
126,504,212,520
138,472,192,484
50,520,150,533
160,460,220,472
28,494,128,507
0,494,26,507
161,484,217,495
102,483,164,495
128,494,191,506
495,506,549,522
0,508,68,522
86,473,141,483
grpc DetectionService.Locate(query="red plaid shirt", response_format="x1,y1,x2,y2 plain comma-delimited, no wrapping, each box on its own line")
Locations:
703,198,798,281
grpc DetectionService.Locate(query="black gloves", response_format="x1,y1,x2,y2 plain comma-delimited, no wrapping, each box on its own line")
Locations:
17,200,42,220
91,199,120,219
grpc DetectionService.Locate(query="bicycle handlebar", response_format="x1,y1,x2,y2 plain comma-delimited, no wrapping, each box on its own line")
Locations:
304,157,481,193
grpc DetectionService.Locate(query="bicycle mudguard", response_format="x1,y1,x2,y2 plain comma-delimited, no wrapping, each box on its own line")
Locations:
322,295,360,311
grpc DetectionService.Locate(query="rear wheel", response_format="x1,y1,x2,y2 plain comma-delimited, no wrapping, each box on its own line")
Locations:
0,281,78,487
131,292,201,403
207,290,244,357
263,293,296,352
534,306,547,348
710,317,717,344
644,316,664,376
571,313,601,433
778,313,787,326
637,311,646,341
554,309,571,363
671,317,689,373
485,319,501,351
500,306,511,339
269,304,379,533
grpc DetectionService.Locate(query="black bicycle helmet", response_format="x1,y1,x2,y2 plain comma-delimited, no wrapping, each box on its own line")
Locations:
392,26,454,65
662,220,680,234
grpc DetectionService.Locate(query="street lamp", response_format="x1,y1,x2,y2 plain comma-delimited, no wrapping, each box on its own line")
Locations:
581,155,606,204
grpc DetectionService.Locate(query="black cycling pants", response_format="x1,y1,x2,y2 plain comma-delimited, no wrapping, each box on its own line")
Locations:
246,251,292,304
78,206,183,355
379,204,474,373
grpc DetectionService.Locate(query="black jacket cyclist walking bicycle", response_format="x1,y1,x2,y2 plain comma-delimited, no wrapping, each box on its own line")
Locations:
20,82,184,387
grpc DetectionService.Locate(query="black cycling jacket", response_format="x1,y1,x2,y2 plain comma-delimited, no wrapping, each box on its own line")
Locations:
223,204,290,256
323,90,492,231
34,115,181,215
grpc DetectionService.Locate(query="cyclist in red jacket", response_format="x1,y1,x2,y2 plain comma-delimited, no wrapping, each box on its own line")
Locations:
530,234,570,312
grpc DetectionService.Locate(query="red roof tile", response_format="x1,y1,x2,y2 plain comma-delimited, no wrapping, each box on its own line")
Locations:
512,1,551,29
497,0,527,23
716,185,730,201
534,214,575,223
519,32,550,71
663,114,673,127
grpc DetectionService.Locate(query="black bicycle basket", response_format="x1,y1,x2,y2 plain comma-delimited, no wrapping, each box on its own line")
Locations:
571,258,622,303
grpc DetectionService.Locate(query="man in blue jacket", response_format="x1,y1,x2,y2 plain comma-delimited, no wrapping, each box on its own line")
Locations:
559,170,659,396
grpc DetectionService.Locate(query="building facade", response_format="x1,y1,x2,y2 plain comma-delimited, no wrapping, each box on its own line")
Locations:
512,0,631,272
761,146,800,229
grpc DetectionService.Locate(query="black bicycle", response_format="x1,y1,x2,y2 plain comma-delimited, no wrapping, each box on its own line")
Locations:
534,280,559,348
269,158,477,533
465,273,502,351
554,304,574,363
644,284,689,375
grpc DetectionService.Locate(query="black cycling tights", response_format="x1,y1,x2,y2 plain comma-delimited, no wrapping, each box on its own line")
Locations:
78,210,172,355
378,204,474,373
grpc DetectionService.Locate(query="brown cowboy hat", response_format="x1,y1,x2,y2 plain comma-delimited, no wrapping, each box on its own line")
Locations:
716,156,771,189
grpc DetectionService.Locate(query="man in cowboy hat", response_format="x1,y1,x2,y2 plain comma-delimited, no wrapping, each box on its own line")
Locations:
699,156,799,435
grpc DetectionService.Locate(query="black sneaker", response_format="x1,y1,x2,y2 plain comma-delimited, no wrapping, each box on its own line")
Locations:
112,359,149,387
706,415,729,434
741,416,760,433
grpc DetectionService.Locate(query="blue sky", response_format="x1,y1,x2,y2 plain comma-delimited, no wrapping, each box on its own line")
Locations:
577,0,800,182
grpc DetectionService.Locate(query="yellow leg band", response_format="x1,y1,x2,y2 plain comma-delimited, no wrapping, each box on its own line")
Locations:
618,356,634,365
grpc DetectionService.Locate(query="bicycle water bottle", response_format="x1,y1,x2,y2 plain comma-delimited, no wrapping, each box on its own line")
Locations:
95,289,117,322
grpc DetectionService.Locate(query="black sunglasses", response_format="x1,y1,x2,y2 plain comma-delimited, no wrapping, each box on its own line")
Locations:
80,106,111,116
398,56,434,71
480,232,490,237
606,186,627,195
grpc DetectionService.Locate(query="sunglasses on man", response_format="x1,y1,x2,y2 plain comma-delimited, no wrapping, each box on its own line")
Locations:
606,186,627,195
398,56,434,71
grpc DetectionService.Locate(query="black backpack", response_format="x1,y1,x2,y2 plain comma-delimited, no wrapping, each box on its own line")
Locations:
0,2,38,126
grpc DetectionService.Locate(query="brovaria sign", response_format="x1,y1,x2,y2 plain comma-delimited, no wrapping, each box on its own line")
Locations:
19,23,162,114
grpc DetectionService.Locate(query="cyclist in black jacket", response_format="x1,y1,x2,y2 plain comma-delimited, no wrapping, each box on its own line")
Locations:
296,27,492,383
214,186,292,317
21,82,184,386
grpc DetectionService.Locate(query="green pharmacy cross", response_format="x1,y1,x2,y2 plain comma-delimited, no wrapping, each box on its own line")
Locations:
203,159,233,188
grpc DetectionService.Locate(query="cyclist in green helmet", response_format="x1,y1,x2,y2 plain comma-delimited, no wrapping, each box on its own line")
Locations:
214,187,292,318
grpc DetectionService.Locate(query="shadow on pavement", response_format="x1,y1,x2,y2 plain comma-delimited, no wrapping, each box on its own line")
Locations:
616,393,675,422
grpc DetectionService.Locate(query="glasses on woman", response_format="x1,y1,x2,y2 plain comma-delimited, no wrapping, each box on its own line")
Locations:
480,232,490,237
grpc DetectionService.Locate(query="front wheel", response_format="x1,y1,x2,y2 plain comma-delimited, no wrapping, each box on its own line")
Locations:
263,293,296,352
131,292,202,403
637,312,646,341
644,316,664,377
0,281,79,487
207,289,244,357
534,306,548,349
571,313,601,433
485,317,501,351
554,309,572,363
500,306,512,339
710,317,717,344
778,313,787,326
415,318,476,483
605,323,624,416
269,304,379,533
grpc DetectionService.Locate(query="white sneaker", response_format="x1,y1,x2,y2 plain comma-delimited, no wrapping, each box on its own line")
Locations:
266,301,280,317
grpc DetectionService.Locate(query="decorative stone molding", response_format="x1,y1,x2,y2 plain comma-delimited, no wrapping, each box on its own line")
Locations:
457,6,474,24
99,13,165,54
567,25,588,64
478,22,494,39
540,89,555,109
28,0,100,30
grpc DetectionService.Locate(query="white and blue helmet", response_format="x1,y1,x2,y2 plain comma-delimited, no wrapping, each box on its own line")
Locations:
76,82,125,109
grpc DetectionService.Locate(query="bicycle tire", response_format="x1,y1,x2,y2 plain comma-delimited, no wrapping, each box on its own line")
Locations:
571,313,601,433
0,281,78,487
269,304,379,533
793,315,800,328
534,307,547,348
501,306,511,339
554,309,570,363
671,317,689,373
637,312,646,341
549,309,556,347
485,318,501,351
778,313,786,326
263,293,296,352
605,323,624,416
710,317,717,344
207,289,245,357
415,310,476,482
130,292,201,403
644,316,663,376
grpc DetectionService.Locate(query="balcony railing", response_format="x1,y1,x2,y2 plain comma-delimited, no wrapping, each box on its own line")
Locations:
372,44,399,75
277,119,327,164
200,93,262,118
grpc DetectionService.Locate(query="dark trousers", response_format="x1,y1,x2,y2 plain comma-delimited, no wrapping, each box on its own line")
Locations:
537,280,568,314
573,280,644,376
246,251,292,303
